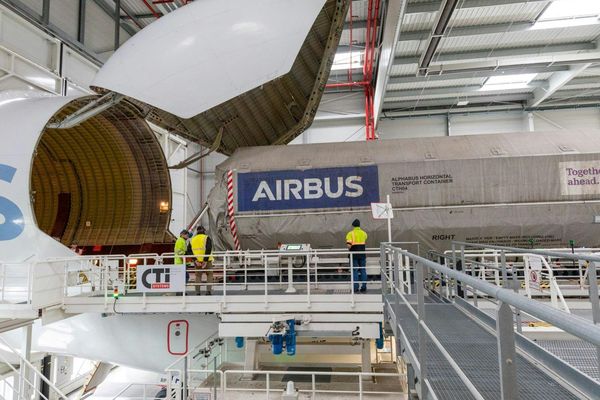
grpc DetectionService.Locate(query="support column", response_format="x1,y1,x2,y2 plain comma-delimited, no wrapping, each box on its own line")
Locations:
497,302,519,400
361,339,372,381
18,325,33,400
241,339,258,380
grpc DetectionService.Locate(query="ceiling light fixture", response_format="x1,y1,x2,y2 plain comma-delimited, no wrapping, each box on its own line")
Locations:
480,73,537,91
331,51,364,71
532,0,600,30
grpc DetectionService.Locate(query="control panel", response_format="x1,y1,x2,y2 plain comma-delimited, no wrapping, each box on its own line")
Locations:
279,243,311,252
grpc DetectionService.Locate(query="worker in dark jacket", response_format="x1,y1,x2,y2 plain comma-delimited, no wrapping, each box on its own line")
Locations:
346,219,368,293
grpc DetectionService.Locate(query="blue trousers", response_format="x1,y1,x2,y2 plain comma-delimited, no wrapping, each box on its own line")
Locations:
352,254,367,291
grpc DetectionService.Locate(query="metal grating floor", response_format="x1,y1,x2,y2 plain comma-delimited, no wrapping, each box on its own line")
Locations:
391,299,580,400
537,340,600,381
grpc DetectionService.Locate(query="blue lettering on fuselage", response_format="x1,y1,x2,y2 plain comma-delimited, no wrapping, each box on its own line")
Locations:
0,164,25,240
237,166,380,212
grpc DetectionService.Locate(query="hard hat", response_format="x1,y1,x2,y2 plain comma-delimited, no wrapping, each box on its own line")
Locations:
180,229,189,235
352,219,360,227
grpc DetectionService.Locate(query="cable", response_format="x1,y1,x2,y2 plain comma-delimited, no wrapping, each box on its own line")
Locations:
112,296,122,315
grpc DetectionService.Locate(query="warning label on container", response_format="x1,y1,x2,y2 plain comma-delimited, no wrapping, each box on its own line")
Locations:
464,234,562,248
391,173,453,194
559,161,600,195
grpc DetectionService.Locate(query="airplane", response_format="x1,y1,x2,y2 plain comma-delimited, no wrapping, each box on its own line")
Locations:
0,0,346,370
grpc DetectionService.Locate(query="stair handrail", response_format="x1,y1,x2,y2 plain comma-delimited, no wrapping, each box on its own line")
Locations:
0,334,68,400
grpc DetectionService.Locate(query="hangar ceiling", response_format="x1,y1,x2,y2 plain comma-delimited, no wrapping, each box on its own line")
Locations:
3,0,600,134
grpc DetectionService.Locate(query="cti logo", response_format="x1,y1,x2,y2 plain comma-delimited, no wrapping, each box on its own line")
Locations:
237,166,380,212
0,164,25,241
141,267,171,289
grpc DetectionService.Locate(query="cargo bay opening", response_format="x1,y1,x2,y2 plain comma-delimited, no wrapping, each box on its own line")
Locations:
30,98,173,253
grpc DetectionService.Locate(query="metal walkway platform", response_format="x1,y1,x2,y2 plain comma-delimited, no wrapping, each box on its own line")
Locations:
387,296,579,399
381,241,600,400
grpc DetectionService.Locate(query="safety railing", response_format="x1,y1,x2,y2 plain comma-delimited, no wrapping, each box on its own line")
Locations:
447,241,600,324
438,246,600,293
164,369,405,400
432,248,573,313
0,262,33,305
48,248,389,313
381,242,600,400
0,335,68,400
0,259,72,316
108,382,169,400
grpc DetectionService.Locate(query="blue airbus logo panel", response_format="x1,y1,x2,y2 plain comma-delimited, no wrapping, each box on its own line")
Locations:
237,166,380,212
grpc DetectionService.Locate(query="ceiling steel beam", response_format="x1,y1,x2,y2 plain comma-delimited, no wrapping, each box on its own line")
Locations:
114,0,120,50
400,21,534,42
544,89,600,100
406,0,548,14
395,42,597,65
388,65,571,84
423,52,600,77
528,63,592,107
373,0,409,127
77,0,86,43
382,99,600,119
385,82,546,100
560,76,600,88
384,93,532,110
418,0,459,75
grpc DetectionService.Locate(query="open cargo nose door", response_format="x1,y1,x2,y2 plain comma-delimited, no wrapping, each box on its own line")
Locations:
91,0,349,155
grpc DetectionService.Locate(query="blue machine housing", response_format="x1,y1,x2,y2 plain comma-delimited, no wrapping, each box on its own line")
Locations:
267,319,297,356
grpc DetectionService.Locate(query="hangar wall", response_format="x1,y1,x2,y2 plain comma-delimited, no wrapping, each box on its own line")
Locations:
296,91,600,142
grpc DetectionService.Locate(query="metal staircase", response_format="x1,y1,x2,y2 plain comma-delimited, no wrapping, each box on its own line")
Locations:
382,242,600,399
0,335,68,400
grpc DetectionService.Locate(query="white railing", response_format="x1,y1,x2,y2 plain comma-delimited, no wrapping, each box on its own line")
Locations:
109,382,167,400
0,245,419,314
435,247,595,311
523,254,570,312
162,369,404,400
440,247,600,291
0,335,68,400
382,243,600,400
50,248,386,311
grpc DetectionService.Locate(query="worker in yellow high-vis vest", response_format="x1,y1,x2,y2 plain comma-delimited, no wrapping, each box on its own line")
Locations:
174,229,190,265
346,219,368,293
191,226,214,295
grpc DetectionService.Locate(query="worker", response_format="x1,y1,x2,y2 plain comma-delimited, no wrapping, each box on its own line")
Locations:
191,226,214,295
346,219,368,293
174,229,190,265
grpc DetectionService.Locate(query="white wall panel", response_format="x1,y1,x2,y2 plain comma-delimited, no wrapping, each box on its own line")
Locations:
293,119,366,144
62,46,99,92
379,115,447,139
84,0,114,55
449,112,528,136
50,0,78,39
0,5,60,71
533,108,600,131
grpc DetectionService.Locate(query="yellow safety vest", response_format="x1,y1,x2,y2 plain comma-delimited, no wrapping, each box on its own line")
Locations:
346,227,367,250
174,237,187,265
191,234,214,262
